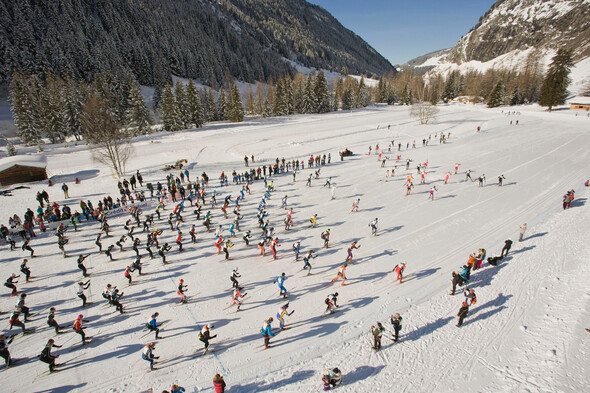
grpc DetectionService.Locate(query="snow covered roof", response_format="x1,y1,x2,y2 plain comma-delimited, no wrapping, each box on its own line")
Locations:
0,154,47,173
569,96,590,105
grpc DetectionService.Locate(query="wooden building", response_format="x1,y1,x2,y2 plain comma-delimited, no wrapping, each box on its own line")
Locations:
0,155,48,186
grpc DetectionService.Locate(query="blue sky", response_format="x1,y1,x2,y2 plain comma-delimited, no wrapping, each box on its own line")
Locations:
307,0,498,65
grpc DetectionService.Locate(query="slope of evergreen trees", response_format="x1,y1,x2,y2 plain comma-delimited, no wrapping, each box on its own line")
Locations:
0,0,393,91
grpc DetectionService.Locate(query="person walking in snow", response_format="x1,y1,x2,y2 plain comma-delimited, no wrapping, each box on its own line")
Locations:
457,301,469,327
390,313,402,342
371,322,385,350
498,174,505,186
501,239,513,257
519,223,527,242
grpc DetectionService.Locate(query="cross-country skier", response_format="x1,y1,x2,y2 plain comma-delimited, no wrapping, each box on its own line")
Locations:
230,268,242,290
20,259,31,282
321,229,330,248
369,218,378,235
390,313,402,342
77,254,90,277
159,243,172,264
39,339,62,373
292,241,301,260
478,174,486,187
124,265,134,285
146,312,161,339
21,239,34,257
0,334,14,367
5,274,19,296
302,250,316,274
351,198,360,212
105,245,115,261
498,174,505,186
232,287,245,310
346,241,360,262
309,214,318,227
331,264,348,286
111,289,124,313
73,314,89,343
273,273,288,298
394,262,406,284
428,186,438,200
277,303,294,330
47,307,65,334
76,280,91,307
223,239,233,260
243,230,251,246
260,317,274,349
178,279,188,304
142,342,159,370
325,293,338,314
271,238,279,259
199,324,217,352
9,311,26,333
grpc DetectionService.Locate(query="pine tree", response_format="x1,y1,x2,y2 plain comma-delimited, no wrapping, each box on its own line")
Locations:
356,76,369,107
126,76,152,134
292,73,306,114
63,76,85,141
341,84,355,110
9,70,42,145
441,72,456,102
174,81,189,128
303,74,316,114
216,88,227,121
206,88,216,122
273,76,288,116
186,80,204,128
510,86,521,106
540,49,574,111
314,71,330,113
227,82,244,122
487,81,505,108
400,85,411,105
159,84,180,131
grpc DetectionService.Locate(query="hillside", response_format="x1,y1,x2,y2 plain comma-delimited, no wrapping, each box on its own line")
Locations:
445,0,590,64
0,0,393,90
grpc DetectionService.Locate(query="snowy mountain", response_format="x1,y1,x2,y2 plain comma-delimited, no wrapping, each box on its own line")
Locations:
397,48,452,74
446,0,590,64
0,0,394,90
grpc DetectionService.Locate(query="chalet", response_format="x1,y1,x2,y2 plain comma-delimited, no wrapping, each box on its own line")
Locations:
0,155,48,186
569,97,590,111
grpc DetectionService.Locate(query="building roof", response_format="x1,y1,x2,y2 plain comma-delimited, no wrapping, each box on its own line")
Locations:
0,154,47,173
569,96,590,105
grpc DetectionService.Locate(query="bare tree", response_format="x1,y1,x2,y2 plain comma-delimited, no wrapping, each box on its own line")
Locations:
81,95,133,177
410,86,439,125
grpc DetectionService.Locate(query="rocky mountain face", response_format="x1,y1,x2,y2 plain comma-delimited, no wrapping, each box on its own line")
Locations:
446,0,590,64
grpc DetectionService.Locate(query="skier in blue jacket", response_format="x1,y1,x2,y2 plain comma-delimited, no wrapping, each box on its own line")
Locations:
273,273,288,298
260,317,274,349
146,312,161,339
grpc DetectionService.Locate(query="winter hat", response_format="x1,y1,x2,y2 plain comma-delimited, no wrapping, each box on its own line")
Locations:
77,314,83,319
462,302,468,307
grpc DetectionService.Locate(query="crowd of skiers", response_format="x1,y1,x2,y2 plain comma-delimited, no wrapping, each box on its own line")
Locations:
0,134,584,392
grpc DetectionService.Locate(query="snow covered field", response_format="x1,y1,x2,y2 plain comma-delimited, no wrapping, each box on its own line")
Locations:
1,103,589,393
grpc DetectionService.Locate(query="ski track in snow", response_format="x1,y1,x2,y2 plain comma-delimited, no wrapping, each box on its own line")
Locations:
0,104,588,393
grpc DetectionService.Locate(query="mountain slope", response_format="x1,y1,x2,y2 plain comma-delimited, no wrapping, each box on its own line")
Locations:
0,0,394,88
446,0,590,64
